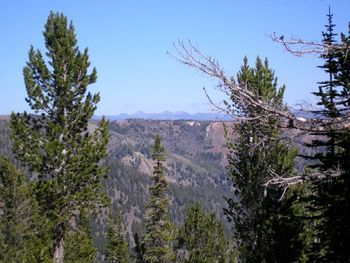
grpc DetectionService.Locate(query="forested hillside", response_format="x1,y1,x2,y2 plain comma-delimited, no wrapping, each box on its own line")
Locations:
0,116,317,253
1,118,233,254
104,119,231,226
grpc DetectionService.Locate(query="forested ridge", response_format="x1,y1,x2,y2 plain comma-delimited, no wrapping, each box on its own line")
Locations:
1,8,350,263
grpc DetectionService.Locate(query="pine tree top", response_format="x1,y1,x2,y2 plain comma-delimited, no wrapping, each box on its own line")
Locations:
152,134,166,162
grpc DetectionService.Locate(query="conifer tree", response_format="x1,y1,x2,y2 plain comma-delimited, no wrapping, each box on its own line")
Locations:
0,157,51,262
133,233,145,263
224,57,305,262
177,202,227,263
331,21,350,262
143,135,175,263
306,8,341,167
105,209,130,263
64,213,96,263
313,8,340,120
304,10,350,262
10,12,109,263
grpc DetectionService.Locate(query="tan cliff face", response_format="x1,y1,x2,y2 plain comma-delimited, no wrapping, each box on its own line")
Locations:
107,119,230,176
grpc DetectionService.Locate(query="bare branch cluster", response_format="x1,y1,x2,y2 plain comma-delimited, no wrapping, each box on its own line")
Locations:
269,32,349,57
169,40,350,133
264,166,342,200
169,40,295,120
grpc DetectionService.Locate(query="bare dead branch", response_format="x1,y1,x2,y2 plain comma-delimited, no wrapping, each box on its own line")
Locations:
269,32,349,57
168,40,350,133
264,166,342,200
203,87,274,122
169,40,295,118
202,87,228,115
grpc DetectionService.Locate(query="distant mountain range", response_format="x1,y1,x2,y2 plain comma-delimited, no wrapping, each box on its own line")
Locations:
3,108,317,122
94,111,231,121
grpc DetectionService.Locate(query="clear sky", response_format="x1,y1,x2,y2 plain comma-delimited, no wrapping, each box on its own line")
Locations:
0,0,349,115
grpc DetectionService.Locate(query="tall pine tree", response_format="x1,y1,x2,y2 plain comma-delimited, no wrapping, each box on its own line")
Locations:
64,213,96,263
304,9,350,262
10,12,109,263
142,135,175,263
224,57,305,262
307,7,340,166
105,209,130,263
0,157,51,262
177,202,227,263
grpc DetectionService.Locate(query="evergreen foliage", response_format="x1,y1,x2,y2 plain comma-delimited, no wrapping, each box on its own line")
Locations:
224,57,305,262
304,9,350,262
105,209,130,263
10,12,109,263
177,202,227,263
133,232,145,263
64,213,96,263
313,8,340,119
0,157,51,262
142,134,175,263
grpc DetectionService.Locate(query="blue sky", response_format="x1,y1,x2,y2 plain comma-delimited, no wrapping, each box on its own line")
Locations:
0,0,349,115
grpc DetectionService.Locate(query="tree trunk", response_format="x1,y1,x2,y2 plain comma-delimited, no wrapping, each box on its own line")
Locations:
53,230,65,263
